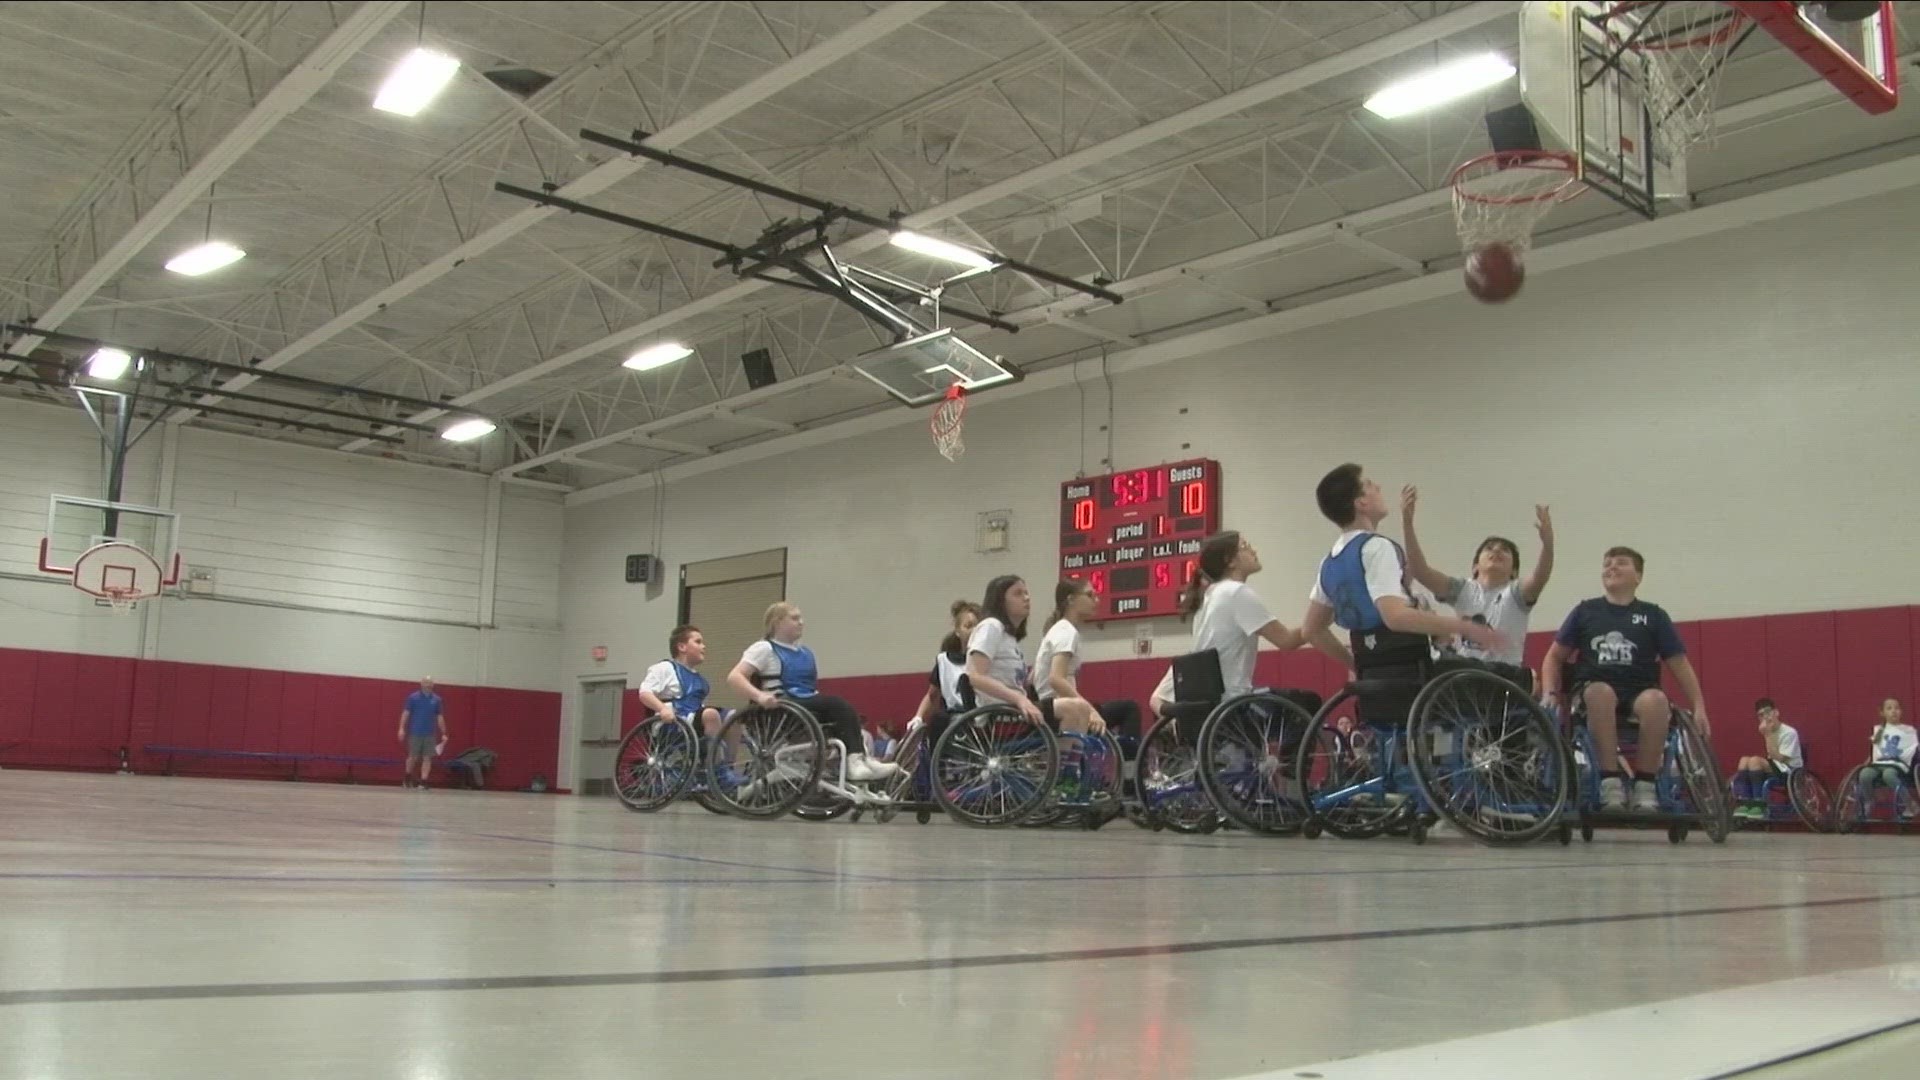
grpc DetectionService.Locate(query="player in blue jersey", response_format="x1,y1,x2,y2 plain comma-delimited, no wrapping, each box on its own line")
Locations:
1540,547,1709,812
727,602,899,782
635,625,723,746
1300,464,1504,706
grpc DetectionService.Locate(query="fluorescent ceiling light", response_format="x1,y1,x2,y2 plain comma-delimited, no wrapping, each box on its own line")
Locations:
1363,52,1517,119
373,48,460,117
889,231,997,270
163,241,246,276
623,343,694,372
85,348,133,380
440,418,496,443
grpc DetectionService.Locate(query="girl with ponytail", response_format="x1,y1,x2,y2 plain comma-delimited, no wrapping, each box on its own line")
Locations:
1161,530,1303,700
1032,579,1143,743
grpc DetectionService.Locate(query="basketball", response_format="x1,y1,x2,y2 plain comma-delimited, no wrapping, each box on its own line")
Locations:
1464,242,1525,303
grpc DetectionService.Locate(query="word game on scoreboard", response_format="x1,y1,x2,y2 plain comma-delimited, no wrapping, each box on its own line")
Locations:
1058,459,1223,620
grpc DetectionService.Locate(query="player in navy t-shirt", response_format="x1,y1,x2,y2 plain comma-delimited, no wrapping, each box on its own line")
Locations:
1541,546,1709,812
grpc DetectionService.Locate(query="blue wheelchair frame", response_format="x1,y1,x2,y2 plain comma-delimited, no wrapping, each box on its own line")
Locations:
1564,700,1729,843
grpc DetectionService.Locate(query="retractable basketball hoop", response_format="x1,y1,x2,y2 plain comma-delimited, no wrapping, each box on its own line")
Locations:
37,494,183,614
1472,0,1901,286
493,130,1103,465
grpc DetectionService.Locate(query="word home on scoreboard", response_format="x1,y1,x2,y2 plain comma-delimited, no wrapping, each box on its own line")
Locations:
1058,459,1222,620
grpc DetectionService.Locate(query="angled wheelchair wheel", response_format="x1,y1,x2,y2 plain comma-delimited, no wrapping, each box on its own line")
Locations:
613,715,698,812
1672,711,1732,843
1407,669,1571,846
1834,765,1868,833
1296,689,1412,840
705,701,824,819
1787,768,1835,833
930,704,1058,828
1136,714,1221,834
1195,690,1318,836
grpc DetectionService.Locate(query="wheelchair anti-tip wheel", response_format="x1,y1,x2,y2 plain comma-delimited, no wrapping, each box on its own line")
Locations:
1195,690,1321,836
613,714,698,813
1407,668,1573,846
1135,713,1222,834
705,701,825,819
929,703,1059,827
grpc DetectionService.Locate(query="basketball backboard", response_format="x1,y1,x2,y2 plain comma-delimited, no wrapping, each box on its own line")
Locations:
1520,1,1687,217
1732,1,1898,115
1521,2,1901,218
849,328,1022,408
38,495,182,608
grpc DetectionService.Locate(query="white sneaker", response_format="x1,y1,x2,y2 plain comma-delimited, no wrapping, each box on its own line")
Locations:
1633,779,1660,813
1599,776,1626,810
847,755,899,782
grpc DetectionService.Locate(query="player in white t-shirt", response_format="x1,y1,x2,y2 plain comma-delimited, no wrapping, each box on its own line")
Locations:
1399,485,1554,669
1034,578,1142,741
1300,465,1504,693
1861,696,1917,804
1732,697,1803,820
966,575,1044,727
634,624,724,742
1177,531,1306,698
907,599,982,746
726,602,897,783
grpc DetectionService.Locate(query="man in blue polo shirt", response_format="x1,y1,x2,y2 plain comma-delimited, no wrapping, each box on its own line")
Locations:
397,676,447,791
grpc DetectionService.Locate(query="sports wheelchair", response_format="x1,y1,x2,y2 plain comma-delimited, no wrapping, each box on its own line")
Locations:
691,698,916,822
1562,686,1730,843
1832,758,1920,833
923,695,1125,829
1299,658,1571,845
611,709,732,816
1730,765,1834,832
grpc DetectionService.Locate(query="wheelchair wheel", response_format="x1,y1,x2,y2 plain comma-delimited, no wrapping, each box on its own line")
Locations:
1834,765,1868,833
930,704,1058,828
1296,690,1412,840
1407,669,1571,846
1787,768,1835,833
1195,691,1319,836
1136,714,1221,834
612,715,697,812
705,701,825,819
1673,711,1731,843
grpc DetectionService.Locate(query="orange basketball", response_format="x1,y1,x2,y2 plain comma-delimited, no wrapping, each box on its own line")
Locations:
1464,242,1524,303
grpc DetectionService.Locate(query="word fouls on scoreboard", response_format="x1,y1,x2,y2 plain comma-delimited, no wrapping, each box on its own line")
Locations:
1058,460,1222,620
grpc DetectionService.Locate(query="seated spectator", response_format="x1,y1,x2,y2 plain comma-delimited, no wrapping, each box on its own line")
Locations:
1732,698,1801,821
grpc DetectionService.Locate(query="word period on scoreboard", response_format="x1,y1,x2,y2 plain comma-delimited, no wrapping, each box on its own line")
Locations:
1058,459,1223,620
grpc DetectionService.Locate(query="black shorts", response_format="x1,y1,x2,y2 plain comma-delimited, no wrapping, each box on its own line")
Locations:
1572,681,1663,725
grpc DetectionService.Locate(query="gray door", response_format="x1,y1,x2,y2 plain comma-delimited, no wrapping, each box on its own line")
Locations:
577,679,625,797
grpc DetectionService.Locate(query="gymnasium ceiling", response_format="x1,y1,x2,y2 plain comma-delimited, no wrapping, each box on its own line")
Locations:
2,1,1916,491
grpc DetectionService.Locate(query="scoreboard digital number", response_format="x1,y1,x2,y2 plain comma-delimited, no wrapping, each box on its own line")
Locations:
1058,459,1223,621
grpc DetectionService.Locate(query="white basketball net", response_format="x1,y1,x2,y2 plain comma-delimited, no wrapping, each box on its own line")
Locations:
103,587,142,615
1607,1,1749,154
1451,152,1584,254
930,384,967,462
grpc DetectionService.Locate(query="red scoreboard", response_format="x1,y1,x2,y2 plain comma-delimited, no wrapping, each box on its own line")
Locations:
1058,459,1223,620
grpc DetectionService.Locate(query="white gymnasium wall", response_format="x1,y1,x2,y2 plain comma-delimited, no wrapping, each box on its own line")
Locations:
0,400,562,690
560,191,1920,687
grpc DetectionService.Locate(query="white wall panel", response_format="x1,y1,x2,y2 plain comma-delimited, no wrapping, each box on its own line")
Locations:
494,488,563,629
560,191,1920,684
0,399,562,691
